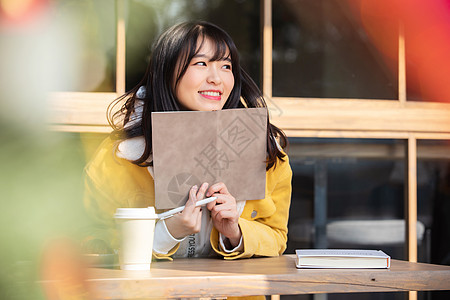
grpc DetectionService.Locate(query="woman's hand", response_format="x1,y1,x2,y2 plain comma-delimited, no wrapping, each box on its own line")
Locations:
206,182,241,247
164,182,208,239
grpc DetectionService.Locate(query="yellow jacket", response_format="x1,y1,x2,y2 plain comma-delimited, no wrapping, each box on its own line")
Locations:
84,137,292,259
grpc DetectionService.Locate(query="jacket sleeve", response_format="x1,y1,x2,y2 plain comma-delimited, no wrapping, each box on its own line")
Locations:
210,155,292,259
82,139,180,260
82,167,122,252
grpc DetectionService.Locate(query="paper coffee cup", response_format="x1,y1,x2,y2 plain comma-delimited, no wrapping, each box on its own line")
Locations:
114,207,157,270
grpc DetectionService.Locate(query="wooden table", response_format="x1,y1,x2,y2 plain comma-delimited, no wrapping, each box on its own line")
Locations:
84,255,450,299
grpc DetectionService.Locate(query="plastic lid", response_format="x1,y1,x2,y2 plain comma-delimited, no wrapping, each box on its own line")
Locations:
114,207,157,219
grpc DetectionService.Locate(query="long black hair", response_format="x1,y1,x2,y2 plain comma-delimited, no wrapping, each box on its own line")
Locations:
108,21,287,170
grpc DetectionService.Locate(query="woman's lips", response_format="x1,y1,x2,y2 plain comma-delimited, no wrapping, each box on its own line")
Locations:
199,90,222,101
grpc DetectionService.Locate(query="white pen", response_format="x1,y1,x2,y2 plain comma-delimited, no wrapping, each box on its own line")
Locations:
157,196,217,220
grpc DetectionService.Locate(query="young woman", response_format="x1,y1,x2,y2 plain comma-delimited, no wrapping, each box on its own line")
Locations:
84,21,292,260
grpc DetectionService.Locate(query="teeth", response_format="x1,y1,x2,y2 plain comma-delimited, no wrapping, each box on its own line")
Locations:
200,91,221,96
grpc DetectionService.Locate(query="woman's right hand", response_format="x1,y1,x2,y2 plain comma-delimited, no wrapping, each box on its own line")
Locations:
163,182,208,239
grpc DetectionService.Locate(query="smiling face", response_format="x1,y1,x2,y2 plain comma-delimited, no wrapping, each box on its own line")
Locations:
174,38,235,111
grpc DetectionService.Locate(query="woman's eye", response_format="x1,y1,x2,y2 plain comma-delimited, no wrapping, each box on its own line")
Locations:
222,64,232,70
194,61,206,66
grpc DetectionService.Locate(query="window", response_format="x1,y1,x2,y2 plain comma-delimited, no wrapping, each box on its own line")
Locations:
272,0,397,99
52,0,116,92
124,0,260,90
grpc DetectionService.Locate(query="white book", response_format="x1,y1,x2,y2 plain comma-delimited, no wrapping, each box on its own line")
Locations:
295,249,391,269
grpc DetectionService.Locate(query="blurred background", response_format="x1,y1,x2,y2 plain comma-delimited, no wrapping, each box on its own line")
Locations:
0,0,449,300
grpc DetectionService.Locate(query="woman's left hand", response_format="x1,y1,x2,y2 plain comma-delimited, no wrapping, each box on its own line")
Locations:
206,182,241,247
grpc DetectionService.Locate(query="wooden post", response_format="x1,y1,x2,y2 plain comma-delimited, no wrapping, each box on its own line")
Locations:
262,0,272,99
405,136,418,260
398,23,406,104
264,2,279,300
116,0,126,95
406,136,418,300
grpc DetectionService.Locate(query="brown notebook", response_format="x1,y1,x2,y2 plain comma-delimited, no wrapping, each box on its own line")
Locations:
152,108,267,209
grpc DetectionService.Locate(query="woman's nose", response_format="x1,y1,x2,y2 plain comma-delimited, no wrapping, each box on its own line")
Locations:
206,66,222,84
